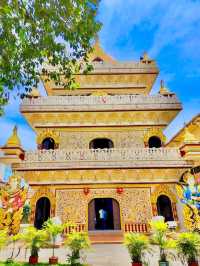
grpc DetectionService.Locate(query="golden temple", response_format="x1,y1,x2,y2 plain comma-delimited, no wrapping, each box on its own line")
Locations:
0,40,200,240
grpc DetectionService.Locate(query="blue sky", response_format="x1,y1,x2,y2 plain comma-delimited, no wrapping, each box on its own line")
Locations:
0,0,199,150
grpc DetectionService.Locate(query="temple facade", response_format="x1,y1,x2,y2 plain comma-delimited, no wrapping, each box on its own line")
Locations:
1,41,200,240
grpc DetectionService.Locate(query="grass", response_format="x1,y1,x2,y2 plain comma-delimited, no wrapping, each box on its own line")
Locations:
0,262,88,266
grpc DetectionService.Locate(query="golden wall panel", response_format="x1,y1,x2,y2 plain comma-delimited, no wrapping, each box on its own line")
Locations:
55,187,152,225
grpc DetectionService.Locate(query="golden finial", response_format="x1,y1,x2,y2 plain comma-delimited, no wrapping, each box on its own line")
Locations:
183,125,197,143
5,126,21,147
140,52,153,63
159,80,173,95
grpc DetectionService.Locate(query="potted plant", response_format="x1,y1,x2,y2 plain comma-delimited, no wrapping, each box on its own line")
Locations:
150,220,176,266
43,218,68,264
176,232,200,266
20,226,48,264
65,231,90,266
124,232,151,266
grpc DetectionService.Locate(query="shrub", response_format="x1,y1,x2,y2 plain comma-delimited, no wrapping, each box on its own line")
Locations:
65,231,90,266
176,232,200,263
124,233,151,263
150,220,176,262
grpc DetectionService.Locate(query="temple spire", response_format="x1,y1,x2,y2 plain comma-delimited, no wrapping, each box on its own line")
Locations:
5,126,21,147
159,80,174,96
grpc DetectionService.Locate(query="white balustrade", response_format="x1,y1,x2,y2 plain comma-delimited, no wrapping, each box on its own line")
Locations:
24,148,183,163
21,94,180,107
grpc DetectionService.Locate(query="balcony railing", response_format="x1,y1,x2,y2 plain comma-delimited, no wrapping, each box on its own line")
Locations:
23,148,183,162
20,94,181,111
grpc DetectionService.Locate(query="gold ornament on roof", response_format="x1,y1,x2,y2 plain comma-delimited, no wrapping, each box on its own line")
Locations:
183,126,197,144
5,126,21,147
140,52,153,64
88,37,116,64
159,80,173,96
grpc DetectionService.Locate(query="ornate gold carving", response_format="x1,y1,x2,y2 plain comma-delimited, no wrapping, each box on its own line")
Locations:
151,184,178,220
55,188,152,229
30,187,56,222
151,184,177,204
183,205,200,231
143,128,166,145
37,129,60,145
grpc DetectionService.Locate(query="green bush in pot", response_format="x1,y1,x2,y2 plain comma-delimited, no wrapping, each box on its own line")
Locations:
150,220,176,266
124,232,151,266
176,232,200,266
65,231,90,266
19,226,49,264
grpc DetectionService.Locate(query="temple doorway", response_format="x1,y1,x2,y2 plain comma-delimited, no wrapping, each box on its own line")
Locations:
88,198,121,231
157,195,174,222
34,197,51,229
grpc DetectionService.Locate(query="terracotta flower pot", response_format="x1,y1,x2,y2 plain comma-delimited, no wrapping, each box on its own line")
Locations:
188,262,199,266
49,256,58,264
29,256,38,264
132,262,142,266
159,261,169,266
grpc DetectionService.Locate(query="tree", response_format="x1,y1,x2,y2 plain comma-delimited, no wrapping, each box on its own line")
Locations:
0,0,101,114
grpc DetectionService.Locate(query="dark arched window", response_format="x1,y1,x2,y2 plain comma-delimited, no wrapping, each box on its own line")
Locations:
34,197,50,229
148,136,162,148
41,138,55,150
89,138,114,149
157,195,174,222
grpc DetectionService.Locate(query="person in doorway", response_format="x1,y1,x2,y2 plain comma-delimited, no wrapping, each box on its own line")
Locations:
99,208,107,229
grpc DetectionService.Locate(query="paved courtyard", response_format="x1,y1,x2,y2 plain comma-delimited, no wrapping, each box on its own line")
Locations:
0,244,186,266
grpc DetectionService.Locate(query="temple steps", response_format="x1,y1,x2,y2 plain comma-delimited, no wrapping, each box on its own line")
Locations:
89,230,124,244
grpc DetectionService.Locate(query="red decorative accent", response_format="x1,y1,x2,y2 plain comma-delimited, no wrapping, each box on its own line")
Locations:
83,187,90,195
19,153,25,160
116,187,124,194
180,150,186,157
13,194,23,210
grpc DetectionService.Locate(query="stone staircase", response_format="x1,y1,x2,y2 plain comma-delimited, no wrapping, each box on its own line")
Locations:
89,230,124,244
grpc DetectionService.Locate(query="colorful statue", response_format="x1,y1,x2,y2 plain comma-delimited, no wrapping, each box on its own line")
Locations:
176,169,200,231
0,172,28,235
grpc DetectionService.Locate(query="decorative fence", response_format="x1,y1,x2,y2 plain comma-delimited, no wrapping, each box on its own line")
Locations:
124,223,149,233
24,148,183,163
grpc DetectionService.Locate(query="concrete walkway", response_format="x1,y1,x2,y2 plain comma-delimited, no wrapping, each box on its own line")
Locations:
0,244,185,266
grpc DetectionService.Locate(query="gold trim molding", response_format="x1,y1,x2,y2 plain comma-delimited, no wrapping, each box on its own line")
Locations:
151,184,177,203
37,129,60,145
143,128,166,145
30,187,56,222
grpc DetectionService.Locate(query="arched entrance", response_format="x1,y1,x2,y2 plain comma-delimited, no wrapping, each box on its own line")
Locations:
157,195,174,222
34,197,51,229
88,198,121,231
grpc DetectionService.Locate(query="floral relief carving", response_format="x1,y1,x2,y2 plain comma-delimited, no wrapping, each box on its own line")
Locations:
55,187,152,226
